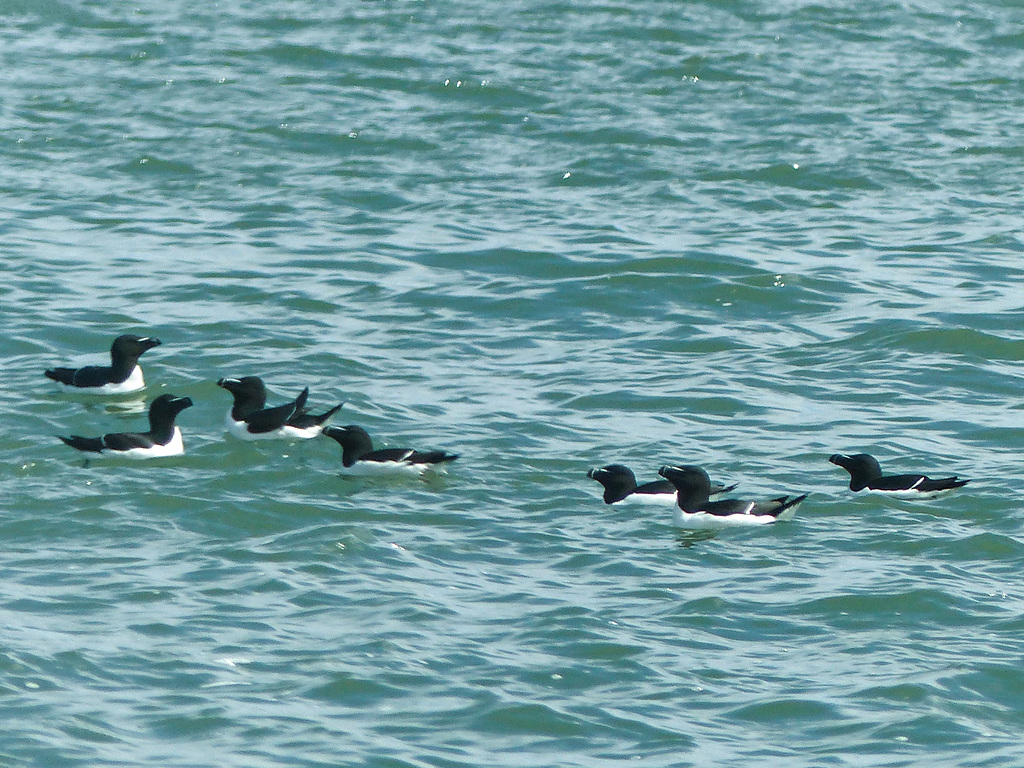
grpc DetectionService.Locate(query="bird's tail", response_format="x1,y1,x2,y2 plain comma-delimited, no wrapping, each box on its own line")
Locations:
930,477,970,491
774,493,808,521
59,435,105,453
314,403,343,425
45,368,75,385
414,450,459,465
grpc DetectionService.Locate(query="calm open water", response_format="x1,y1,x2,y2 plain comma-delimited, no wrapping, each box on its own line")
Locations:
2,1,1024,765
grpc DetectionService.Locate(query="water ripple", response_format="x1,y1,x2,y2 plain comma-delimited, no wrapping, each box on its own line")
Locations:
4,0,1024,765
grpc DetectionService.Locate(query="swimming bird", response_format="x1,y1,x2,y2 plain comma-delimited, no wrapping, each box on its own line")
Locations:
45,334,161,394
829,452,970,497
587,463,737,505
658,464,807,528
58,394,193,458
322,424,459,475
217,376,341,440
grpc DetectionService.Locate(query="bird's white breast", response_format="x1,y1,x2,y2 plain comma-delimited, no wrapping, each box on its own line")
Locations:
339,460,438,477
118,428,185,459
224,411,323,440
863,487,953,499
96,365,146,395
673,509,777,529
618,492,677,506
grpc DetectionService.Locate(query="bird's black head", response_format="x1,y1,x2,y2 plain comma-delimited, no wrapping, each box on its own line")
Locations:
112,334,161,356
148,393,193,427
322,425,374,466
323,424,371,448
829,453,881,475
658,464,710,489
587,464,635,482
587,464,638,503
829,453,882,490
217,376,268,403
658,464,712,511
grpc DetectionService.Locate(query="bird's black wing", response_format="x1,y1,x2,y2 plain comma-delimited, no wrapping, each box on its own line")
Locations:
72,365,116,387
245,388,309,433
47,365,114,387
634,479,676,495
917,476,969,492
700,499,756,516
101,432,157,451
360,448,457,465
362,448,417,464
868,473,928,492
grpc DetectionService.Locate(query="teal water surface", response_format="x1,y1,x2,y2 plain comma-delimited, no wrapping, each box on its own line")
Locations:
2,1,1024,766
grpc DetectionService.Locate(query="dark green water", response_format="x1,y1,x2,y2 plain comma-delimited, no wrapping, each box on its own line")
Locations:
2,1,1024,765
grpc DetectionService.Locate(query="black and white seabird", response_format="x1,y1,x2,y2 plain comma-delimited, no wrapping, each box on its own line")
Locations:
658,464,807,528
587,463,737,505
322,425,459,475
829,453,970,497
45,334,161,394
58,394,193,459
217,376,342,440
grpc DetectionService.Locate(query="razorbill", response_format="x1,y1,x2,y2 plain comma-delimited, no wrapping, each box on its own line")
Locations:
322,425,459,475
45,334,161,394
58,394,193,458
587,463,737,505
658,464,807,528
217,376,342,440
829,452,970,497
